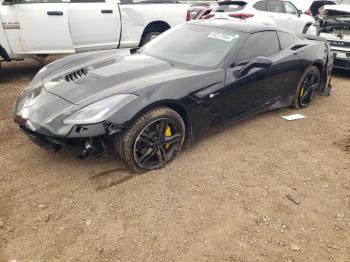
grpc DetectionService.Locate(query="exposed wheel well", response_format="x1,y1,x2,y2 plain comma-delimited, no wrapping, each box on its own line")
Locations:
139,21,171,46
312,62,327,91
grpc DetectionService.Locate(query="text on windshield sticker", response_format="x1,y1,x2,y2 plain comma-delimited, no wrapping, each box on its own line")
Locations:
208,32,238,42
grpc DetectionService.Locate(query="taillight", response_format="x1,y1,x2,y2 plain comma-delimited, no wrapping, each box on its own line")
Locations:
228,13,254,19
186,10,191,21
305,9,312,16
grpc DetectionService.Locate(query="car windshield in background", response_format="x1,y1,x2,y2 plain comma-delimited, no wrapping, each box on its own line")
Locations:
213,2,247,12
141,24,243,68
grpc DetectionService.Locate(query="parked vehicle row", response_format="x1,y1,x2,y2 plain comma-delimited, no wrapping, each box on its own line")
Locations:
203,0,316,34
14,20,334,172
316,0,350,69
0,0,189,67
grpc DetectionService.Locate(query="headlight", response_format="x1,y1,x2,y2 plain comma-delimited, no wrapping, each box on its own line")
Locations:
63,94,137,125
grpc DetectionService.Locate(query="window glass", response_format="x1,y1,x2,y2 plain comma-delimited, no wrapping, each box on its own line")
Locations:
268,1,284,13
236,31,280,63
283,1,298,15
253,1,268,11
141,24,244,68
277,31,296,49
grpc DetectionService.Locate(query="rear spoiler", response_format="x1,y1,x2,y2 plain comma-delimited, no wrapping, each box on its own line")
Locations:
217,1,247,6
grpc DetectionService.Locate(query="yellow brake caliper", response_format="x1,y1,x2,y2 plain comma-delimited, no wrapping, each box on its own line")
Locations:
164,126,172,149
300,84,305,97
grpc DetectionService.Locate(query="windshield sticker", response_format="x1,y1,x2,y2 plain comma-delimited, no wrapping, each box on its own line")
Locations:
208,32,238,42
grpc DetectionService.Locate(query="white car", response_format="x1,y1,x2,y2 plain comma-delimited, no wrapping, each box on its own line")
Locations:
318,0,350,69
0,0,189,67
207,0,315,34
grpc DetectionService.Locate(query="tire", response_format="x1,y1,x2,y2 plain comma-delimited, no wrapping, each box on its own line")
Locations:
292,66,321,109
116,107,185,173
140,32,161,46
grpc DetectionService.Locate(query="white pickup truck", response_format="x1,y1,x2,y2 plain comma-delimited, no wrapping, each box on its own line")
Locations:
0,0,189,67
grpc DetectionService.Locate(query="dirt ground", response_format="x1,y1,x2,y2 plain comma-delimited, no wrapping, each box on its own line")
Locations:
0,58,349,262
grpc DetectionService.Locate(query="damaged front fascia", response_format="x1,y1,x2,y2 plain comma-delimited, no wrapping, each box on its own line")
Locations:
67,121,124,138
318,8,350,32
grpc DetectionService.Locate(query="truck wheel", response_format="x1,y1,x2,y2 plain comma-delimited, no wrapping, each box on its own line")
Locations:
140,32,161,46
116,107,185,173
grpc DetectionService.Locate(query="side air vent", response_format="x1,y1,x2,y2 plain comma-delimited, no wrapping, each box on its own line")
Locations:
65,68,88,82
290,44,307,51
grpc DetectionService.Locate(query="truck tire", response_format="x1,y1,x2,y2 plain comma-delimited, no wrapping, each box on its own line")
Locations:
140,32,161,46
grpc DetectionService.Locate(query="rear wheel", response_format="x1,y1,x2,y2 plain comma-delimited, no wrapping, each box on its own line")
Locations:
293,66,321,109
116,107,185,173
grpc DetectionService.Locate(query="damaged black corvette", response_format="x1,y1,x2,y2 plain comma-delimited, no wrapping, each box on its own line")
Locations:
14,21,334,172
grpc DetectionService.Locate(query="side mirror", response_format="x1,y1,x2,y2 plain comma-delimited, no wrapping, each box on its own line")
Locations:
3,0,15,5
237,56,273,77
130,47,140,55
297,9,302,17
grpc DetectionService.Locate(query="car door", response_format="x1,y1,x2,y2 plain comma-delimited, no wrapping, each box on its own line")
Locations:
66,0,121,51
1,0,74,54
223,31,293,120
282,1,303,33
267,0,295,33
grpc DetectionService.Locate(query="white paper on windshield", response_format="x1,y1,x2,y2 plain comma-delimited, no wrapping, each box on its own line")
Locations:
282,114,306,121
208,32,237,42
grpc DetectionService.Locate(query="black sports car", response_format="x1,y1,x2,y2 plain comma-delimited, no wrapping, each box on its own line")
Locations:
14,20,334,172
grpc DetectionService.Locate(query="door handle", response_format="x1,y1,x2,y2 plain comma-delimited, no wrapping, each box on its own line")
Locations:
101,10,113,14
47,11,63,16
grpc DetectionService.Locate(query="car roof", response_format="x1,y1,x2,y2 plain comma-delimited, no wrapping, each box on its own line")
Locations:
187,20,278,34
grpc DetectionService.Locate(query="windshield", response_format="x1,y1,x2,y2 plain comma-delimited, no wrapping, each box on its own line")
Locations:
340,0,350,4
141,24,244,69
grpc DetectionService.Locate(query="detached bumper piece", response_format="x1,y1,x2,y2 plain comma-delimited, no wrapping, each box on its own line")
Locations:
20,127,61,152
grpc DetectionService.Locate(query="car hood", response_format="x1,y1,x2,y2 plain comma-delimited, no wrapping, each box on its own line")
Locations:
41,50,203,105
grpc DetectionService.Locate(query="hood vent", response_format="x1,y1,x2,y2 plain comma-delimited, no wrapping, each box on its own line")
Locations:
65,68,88,82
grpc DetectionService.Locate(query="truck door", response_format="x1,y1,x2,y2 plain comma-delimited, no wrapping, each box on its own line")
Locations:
1,0,74,54
66,0,121,51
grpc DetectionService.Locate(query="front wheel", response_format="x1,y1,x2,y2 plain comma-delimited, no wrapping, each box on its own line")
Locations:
293,66,321,109
116,107,185,173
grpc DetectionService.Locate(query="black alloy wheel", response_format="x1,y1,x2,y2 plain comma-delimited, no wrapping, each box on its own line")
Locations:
293,66,321,109
116,107,185,173
134,118,183,170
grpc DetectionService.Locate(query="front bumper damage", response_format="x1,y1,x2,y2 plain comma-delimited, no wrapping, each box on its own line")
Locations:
317,8,350,69
14,85,126,158
320,32,350,70
15,115,124,158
